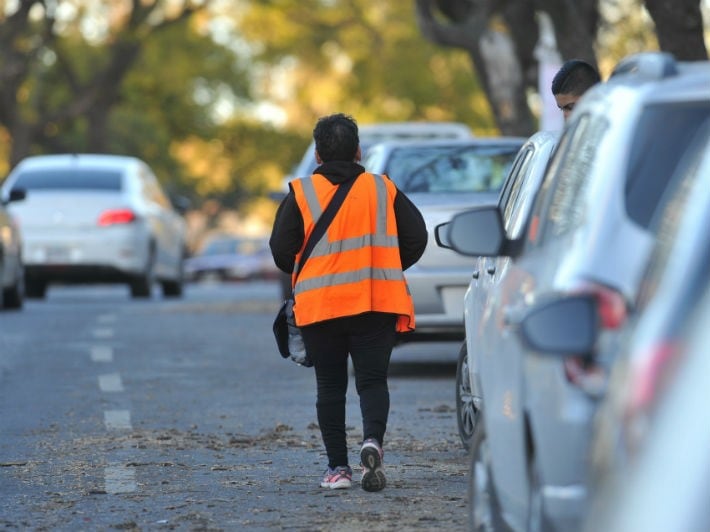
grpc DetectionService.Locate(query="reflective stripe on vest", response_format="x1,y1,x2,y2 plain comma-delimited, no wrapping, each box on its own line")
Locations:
291,172,415,332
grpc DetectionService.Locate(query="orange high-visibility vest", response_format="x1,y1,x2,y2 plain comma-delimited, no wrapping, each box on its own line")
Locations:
290,172,415,333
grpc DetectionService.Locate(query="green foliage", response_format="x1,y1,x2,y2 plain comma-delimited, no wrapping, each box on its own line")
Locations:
237,0,495,133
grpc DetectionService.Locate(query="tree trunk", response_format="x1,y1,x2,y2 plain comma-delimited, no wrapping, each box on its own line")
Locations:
645,0,708,60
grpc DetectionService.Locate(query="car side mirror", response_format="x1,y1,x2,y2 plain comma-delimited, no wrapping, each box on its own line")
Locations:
434,222,452,249
171,195,192,215
3,188,26,205
444,206,506,257
518,295,599,355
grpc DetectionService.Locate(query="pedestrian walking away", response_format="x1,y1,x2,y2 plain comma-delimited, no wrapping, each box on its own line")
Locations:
552,59,601,121
269,113,428,491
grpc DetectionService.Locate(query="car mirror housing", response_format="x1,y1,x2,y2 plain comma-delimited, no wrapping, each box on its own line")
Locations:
446,206,506,257
518,295,599,355
434,222,452,249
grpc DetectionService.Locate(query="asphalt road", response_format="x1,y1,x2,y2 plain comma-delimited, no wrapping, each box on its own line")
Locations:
0,280,468,531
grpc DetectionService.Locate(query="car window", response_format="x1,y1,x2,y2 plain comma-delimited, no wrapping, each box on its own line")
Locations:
10,169,123,191
537,114,607,244
500,146,533,235
636,121,710,308
625,102,710,229
385,144,520,194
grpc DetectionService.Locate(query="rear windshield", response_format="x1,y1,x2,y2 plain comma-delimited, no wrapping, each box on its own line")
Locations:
384,144,520,193
11,169,123,192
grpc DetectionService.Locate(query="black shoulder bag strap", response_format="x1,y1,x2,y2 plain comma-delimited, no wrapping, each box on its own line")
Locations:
294,175,358,279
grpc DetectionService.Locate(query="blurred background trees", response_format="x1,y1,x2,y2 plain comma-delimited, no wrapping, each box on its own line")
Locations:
0,0,708,241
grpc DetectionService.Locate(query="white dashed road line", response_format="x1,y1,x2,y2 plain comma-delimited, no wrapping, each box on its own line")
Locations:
90,345,114,363
98,373,124,393
93,328,114,339
104,409,132,430
104,465,137,494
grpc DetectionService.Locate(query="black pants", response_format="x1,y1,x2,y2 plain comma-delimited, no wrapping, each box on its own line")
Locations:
301,312,397,469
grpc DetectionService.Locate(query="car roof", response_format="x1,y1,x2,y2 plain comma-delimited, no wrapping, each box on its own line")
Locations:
358,121,473,138
573,53,710,118
13,153,144,172
366,136,527,151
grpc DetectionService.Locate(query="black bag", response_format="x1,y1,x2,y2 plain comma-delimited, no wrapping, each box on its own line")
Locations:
272,176,356,366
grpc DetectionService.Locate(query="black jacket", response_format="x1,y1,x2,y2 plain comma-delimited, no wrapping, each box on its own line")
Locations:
269,160,428,274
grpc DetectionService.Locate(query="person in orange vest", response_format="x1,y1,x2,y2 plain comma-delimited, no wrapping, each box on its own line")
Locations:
552,59,601,121
270,113,427,491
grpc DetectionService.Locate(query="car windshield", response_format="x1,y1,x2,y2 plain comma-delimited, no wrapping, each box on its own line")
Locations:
10,169,123,191
384,144,520,193
202,238,265,256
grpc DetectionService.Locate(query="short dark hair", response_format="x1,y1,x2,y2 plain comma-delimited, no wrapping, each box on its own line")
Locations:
551,59,601,96
313,113,359,163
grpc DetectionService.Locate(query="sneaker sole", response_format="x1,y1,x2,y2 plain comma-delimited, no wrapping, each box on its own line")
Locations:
321,479,352,489
360,446,386,492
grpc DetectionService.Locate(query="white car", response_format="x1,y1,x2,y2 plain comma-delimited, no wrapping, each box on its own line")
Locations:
363,136,525,341
0,188,26,309
1,154,188,299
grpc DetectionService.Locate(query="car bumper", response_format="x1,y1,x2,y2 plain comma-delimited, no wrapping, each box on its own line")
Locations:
22,227,148,279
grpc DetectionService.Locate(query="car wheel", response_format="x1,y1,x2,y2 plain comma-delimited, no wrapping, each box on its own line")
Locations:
3,273,24,309
130,248,155,298
161,255,184,298
25,279,47,299
457,342,481,451
468,416,506,532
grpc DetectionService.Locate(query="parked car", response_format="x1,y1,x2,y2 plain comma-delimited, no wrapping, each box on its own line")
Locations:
272,121,475,300
0,188,26,309
438,52,710,532
1,154,188,299
364,136,526,341
440,130,559,451
516,119,710,532
585,289,710,532
185,235,277,282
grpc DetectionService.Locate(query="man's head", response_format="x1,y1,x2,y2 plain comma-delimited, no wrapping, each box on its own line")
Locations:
313,113,360,164
552,59,601,120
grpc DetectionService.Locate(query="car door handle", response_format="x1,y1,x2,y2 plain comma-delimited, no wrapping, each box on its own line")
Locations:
472,270,479,280
486,265,496,275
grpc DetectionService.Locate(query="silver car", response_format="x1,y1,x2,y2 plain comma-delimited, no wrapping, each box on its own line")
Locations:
1,154,188,299
363,136,525,341
0,188,26,309
440,52,710,531
518,118,710,532
439,130,559,451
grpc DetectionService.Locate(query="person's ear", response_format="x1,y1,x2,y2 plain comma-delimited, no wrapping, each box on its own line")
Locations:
355,146,362,162
315,150,323,164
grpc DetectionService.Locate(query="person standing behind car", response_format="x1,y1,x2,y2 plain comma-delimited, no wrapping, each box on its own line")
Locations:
552,59,601,120
269,113,427,492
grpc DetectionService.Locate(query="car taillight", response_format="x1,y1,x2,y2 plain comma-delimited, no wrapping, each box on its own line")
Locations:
98,209,136,226
564,282,628,396
628,341,678,414
624,341,679,454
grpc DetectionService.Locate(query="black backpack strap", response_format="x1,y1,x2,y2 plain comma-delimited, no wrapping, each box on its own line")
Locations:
295,175,358,278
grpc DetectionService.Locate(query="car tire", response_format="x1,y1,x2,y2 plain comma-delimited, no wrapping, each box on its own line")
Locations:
130,248,155,298
456,342,480,452
468,415,506,532
25,279,47,299
3,277,24,309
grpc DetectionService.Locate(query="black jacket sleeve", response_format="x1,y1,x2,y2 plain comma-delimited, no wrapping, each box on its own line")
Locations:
394,190,428,271
269,191,304,274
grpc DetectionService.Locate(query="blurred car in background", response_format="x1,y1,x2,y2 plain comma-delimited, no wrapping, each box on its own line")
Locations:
1,154,188,299
437,52,710,532
185,235,277,282
0,188,26,309
363,136,525,342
